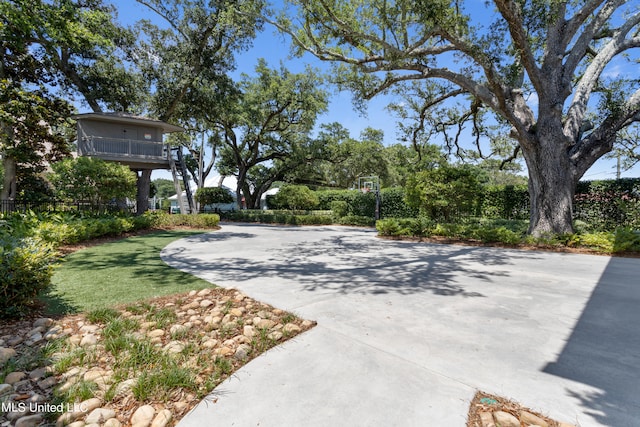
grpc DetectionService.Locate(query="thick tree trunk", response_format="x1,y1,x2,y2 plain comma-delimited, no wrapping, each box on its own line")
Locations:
136,169,152,216
236,167,247,210
522,139,577,237
1,156,17,201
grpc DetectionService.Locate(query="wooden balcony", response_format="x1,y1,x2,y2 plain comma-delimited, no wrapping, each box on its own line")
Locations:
78,136,170,169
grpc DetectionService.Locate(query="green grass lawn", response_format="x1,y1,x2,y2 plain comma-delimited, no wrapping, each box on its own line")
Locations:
44,230,214,315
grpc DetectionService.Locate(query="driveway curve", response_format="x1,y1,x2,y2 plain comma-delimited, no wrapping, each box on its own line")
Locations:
161,223,640,427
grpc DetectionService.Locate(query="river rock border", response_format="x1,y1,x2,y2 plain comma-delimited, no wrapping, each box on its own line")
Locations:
0,288,315,427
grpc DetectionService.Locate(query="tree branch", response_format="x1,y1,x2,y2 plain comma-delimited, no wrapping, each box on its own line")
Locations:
564,10,640,142
564,0,626,77
570,87,640,176
493,0,542,89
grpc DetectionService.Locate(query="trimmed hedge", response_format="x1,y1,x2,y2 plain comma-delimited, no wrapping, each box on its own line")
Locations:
150,212,220,229
479,185,529,220
222,210,332,225
317,188,417,219
574,179,640,231
316,179,640,230
221,210,376,227
376,217,640,254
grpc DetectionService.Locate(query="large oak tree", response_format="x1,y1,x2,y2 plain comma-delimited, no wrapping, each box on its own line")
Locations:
272,0,640,236
215,59,328,209
134,0,265,209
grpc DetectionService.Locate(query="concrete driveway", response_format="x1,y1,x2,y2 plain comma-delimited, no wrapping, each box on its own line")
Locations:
161,223,640,427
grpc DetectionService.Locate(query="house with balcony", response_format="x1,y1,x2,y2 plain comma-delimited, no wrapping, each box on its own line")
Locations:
73,112,184,169
72,112,186,213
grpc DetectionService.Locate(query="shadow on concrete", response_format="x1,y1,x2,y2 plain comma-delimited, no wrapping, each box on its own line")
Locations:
163,229,539,298
543,256,640,426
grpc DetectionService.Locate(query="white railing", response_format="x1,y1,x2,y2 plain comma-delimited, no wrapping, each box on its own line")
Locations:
80,136,168,160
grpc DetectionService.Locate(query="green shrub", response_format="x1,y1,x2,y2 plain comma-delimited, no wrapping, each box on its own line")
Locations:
405,165,482,221
146,212,219,229
330,200,349,219
479,185,529,220
272,185,320,211
35,221,79,245
222,210,334,225
317,190,377,218
338,215,375,227
380,187,418,218
50,157,137,209
472,226,522,244
0,237,56,318
377,218,401,236
612,228,640,253
195,187,234,206
407,217,435,236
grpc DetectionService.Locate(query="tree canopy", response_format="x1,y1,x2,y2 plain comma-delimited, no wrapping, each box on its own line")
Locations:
272,0,640,235
216,59,329,208
49,157,137,208
0,0,142,201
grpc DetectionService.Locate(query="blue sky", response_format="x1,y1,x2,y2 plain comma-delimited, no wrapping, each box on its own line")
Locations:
103,0,639,182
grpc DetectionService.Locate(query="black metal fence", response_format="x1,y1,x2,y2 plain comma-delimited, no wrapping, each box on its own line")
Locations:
0,199,133,215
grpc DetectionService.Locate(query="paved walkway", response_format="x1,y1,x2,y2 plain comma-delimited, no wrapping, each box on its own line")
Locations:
161,223,640,427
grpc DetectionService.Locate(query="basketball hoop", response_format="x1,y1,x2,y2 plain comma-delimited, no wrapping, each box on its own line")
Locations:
361,187,370,194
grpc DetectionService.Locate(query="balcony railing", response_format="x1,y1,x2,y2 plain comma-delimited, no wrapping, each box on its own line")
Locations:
79,136,168,161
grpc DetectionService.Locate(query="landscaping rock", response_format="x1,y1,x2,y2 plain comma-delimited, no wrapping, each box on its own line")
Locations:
234,344,252,361
255,319,276,329
80,398,103,414
85,408,116,424
104,418,121,427
37,376,58,390
140,321,156,330
80,334,97,347
131,404,155,427
15,414,44,427
148,329,165,338
150,409,172,427
493,411,520,427
0,347,16,365
114,379,137,396
0,383,12,397
479,411,495,427
200,299,214,308
79,325,99,334
520,410,549,427
283,324,301,334
163,341,185,354
29,367,47,380
44,326,64,340
84,369,110,382
268,331,283,341
202,339,219,349
0,284,317,427
33,318,54,328
169,324,189,335
243,325,257,337
4,372,26,384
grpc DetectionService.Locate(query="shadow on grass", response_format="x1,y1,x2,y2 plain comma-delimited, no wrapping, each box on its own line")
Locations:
39,288,81,317
47,230,214,314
